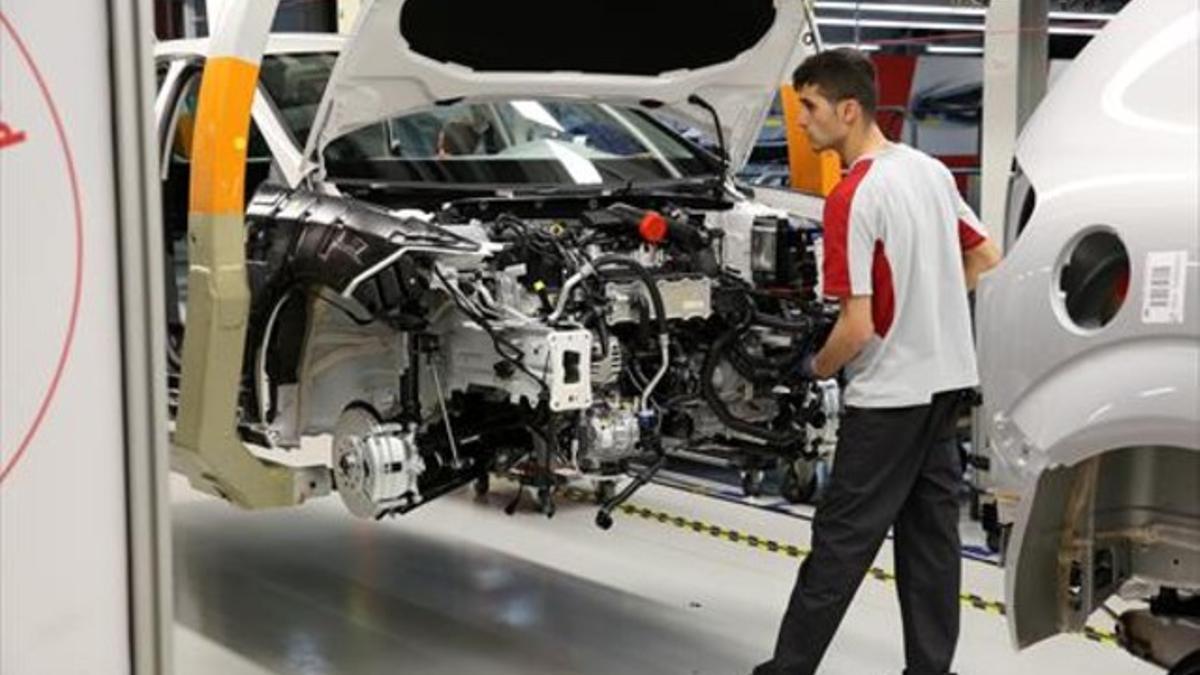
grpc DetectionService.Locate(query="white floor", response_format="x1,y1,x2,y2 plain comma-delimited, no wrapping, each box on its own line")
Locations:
171,466,1158,675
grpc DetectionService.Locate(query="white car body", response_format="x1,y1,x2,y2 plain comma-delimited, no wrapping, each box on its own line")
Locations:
302,0,812,179
157,2,834,525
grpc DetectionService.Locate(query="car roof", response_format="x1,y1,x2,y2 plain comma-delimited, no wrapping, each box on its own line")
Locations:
155,32,344,59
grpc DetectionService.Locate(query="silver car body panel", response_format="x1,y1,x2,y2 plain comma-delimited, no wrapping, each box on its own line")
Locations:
976,0,1199,651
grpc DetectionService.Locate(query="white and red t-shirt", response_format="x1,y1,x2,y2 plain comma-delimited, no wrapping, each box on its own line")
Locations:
821,143,987,408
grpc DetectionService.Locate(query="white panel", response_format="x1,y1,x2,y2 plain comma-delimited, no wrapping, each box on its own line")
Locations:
0,2,131,673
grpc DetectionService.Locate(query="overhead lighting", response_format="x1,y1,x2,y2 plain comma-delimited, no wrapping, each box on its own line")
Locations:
1047,11,1114,22
1048,25,1107,36
814,17,1102,36
813,2,1113,23
926,45,984,55
814,1,984,17
816,17,985,32
824,43,882,52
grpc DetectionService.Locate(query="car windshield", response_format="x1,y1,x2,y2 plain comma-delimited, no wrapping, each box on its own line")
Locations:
258,52,719,187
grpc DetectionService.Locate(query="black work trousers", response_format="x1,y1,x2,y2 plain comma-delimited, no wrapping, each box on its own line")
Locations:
756,389,967,675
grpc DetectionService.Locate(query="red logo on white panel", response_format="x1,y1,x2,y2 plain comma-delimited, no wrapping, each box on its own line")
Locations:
0,12,84,486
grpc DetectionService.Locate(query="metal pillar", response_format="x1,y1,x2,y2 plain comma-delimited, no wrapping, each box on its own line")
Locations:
980,0,1048,249
204,0,227,32
107,0,175,669
338,0,363,34
173,0,331,508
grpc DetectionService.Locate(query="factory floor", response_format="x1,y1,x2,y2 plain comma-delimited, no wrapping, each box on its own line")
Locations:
170,450,1157,675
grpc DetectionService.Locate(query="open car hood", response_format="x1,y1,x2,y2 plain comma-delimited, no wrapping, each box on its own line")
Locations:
301,0,816,179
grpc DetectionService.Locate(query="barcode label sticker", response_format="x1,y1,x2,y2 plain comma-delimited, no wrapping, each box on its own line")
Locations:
1141,251,1188,324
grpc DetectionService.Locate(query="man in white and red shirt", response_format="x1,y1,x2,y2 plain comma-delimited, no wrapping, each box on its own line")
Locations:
754,49,1002,675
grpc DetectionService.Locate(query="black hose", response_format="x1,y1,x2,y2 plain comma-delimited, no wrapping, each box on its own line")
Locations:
700,327,804,447
751,311,813,333
591,255,668,337
727,342,804,383
726,329,811,382
591,309,611,359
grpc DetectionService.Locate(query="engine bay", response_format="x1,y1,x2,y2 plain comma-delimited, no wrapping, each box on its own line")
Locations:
222,185,837,527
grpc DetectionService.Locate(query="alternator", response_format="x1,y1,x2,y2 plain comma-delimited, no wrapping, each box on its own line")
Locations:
332,407,426,518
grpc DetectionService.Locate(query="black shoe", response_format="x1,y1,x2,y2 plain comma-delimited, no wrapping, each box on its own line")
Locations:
750,661,778,675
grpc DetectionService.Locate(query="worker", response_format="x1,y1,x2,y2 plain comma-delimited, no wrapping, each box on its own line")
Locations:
437,117,481,157
753,49,1003,675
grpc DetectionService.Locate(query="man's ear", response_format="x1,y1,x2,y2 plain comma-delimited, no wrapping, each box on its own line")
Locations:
836,98,859,126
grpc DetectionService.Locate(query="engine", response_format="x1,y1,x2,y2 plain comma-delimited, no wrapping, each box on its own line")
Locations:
239,186,835,525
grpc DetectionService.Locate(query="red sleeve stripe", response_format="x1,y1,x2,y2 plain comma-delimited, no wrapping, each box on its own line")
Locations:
871,240,895,338
822,159,874,298
958,218,986,251
822,196,851,297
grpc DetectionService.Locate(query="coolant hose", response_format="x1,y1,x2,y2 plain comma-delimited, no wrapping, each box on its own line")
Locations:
700,326,804,447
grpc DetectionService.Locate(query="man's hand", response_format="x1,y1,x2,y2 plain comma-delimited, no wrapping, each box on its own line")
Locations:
810,296,874,379
964,239,1002,291
797,352,820,380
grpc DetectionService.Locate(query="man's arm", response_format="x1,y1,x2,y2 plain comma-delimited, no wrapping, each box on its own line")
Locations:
811,171,877,379
963,238,1002,291
947,167,1002,291
811,296,874,379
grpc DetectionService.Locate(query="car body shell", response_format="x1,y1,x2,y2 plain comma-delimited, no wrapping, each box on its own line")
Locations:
976,0,1199,651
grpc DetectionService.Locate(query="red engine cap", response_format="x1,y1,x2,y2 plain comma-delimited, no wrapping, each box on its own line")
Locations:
638,211,668,244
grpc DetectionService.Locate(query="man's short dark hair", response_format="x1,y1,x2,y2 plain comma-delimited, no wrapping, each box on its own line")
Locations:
792,48,878,117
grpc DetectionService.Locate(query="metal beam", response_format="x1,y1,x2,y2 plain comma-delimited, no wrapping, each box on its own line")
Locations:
338,0,363,34
980,0,1049,249
173,0,331,508
107,0,175,668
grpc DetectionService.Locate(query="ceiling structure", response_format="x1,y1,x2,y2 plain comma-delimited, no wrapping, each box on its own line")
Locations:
811,0,1132,58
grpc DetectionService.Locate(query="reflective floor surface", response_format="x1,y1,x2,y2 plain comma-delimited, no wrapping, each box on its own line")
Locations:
172,453,1157,675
